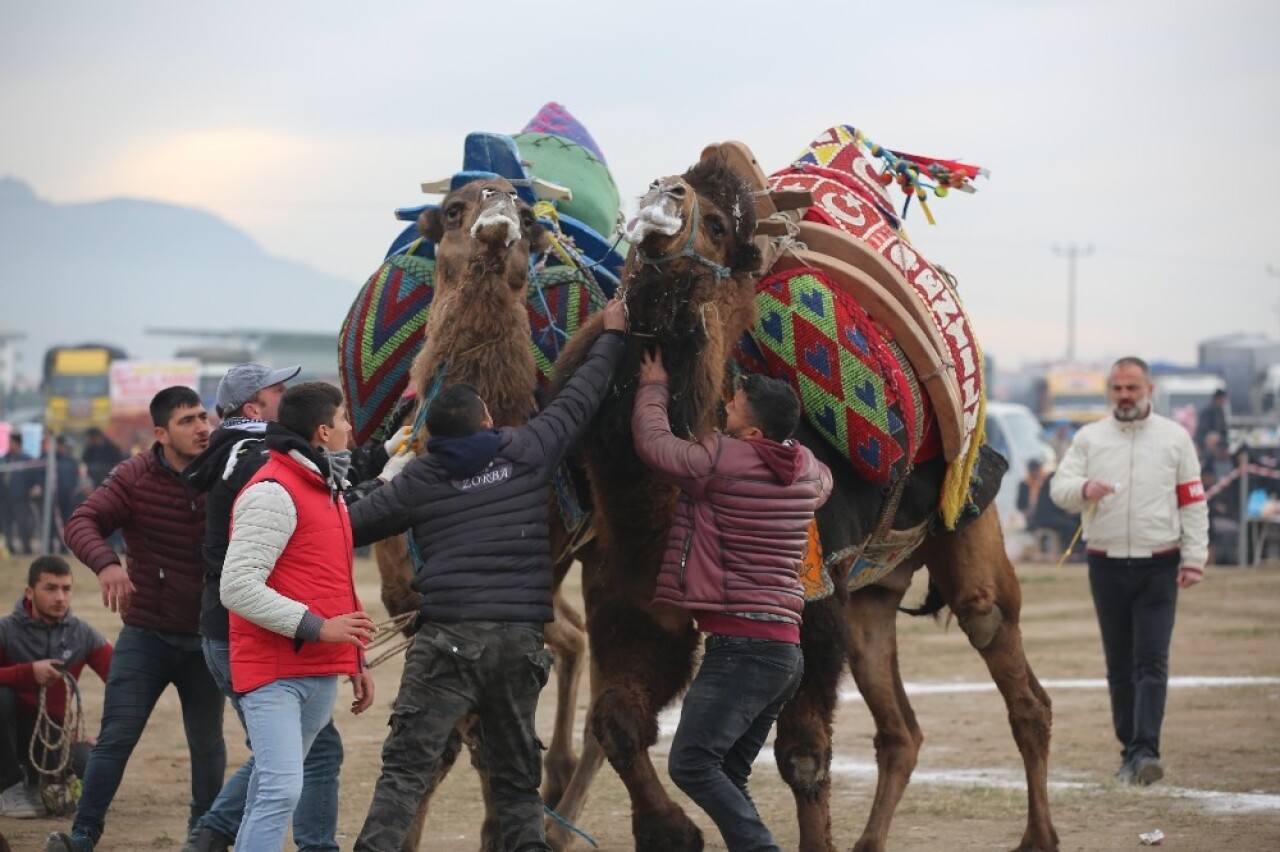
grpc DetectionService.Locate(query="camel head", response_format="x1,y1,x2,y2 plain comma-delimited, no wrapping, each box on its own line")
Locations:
419,177,547,294
621,155,762,342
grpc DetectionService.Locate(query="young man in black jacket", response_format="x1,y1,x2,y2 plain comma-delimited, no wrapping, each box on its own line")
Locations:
349,297,625,852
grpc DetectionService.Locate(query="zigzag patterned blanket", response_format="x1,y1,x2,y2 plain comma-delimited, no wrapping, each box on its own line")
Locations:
739,267,932,485
339,256,606,444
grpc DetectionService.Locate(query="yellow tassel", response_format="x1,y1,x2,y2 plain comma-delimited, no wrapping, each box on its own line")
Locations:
919,198,936,226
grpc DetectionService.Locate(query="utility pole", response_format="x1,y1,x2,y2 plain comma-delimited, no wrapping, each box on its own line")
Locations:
1054,244,1094,362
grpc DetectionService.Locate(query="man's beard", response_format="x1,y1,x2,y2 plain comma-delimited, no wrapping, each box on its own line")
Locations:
1114,400,1150,422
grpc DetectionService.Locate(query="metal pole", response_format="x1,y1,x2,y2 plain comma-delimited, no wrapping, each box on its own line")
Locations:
40,433,56,554
1054,244,1094,362
1237,455,1249,567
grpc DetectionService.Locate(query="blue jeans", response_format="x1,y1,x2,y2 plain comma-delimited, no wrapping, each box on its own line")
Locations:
196,637,343,851
668,634,803,852
71,625,226,843
1088,553,1180,765
238,677,339,851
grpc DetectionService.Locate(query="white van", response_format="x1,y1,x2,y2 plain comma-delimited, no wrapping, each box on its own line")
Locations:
984,401,1057,531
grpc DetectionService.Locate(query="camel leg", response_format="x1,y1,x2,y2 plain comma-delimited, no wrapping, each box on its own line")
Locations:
774,593,847,852
542,545,590,808
585,599,703,851
546,658,608,851
844,566,922,852
920,508,1058,852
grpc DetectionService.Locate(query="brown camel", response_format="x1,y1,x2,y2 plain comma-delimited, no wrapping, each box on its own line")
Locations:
371,177,589,850
545,155,1057,852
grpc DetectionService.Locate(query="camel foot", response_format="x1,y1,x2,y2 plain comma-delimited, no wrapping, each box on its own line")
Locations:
959,603,1004,651
542,754,578,809
634,804,703,852
1011,827,1060,852
852,838,886,852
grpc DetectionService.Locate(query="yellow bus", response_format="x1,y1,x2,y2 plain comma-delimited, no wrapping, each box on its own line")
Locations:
43,345,126,436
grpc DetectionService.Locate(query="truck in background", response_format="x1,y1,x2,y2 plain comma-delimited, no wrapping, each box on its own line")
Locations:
1198,334,1280,425
42,344,127,437
1034,365,1109,426
1152,372,1228,421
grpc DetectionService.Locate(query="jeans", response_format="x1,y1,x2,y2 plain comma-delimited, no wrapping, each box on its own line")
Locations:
0,685,35,787
195,638,344,850
1088,553,1180,765
668,634,804,852
238,677,339,851
71,625,226,843
355,620,553,852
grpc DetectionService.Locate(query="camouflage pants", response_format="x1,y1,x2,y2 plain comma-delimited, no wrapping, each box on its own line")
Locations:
354,620,553,852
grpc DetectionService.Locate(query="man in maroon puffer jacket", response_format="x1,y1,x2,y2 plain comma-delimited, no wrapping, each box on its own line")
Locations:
632,348,832,852
47,386,225,852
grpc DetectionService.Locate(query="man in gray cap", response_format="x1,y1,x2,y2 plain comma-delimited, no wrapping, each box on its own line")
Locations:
214,362,302,420
182,362,351,852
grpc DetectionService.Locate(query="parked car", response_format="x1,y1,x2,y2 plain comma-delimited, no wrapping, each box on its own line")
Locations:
984,401,1057,530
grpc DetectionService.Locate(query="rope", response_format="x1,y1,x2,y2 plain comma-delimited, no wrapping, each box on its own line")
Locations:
1053,502,1097,570
30,669,85,816
544,804,599,848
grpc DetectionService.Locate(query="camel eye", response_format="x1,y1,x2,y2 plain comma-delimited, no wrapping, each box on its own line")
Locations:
445,203,464,223
649,180,660,189
482,188,497,200
706,215,727,238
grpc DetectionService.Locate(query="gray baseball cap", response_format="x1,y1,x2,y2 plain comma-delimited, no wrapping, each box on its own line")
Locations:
216,362,302,416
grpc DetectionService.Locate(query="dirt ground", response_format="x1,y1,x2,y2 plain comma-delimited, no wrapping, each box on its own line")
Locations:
2,551,1279,851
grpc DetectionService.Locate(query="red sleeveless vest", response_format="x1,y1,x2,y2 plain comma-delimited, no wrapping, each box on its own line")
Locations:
229,450,360,693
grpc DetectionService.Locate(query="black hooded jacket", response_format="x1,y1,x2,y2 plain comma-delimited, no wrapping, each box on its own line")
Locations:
185,419,273,641
350,331,624,624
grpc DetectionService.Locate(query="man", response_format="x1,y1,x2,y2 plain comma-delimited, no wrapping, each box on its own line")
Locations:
219,382,376,849
1194,388,1230,456
183,362,405,852
46,386,225,852
181,361,333,852
81,429,124,489
348,296,626,851
1050,356,1208,786
49,437,81,554
0,556,112,818
632,351,832,852
2,434,37,557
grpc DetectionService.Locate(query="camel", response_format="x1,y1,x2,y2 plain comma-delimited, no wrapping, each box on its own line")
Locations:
546,154,1057,852
371,176,590,850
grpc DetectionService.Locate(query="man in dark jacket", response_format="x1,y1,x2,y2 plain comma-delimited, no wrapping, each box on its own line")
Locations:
2,434,37,557
81,429,125,489
0,556,112,818
46,387,225,852
632,349,832,852
348,296,626,852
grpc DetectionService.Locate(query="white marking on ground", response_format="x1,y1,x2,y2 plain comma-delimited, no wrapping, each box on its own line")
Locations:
650,676,1280,813
838,675,1280,702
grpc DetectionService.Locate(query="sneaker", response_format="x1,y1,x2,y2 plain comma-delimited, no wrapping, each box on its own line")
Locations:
44,830,94,852
180,826,233,852
1133,756,1164,786
0,780,43,818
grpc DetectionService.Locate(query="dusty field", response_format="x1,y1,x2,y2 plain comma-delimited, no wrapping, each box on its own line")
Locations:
3,551,1279,851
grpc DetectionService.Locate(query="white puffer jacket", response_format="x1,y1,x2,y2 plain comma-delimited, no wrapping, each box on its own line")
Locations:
1050,411,1208,567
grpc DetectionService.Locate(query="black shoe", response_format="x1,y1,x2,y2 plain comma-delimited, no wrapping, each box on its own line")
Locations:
1133,756,1164,786
45,831,94,852
180,826,233,852
1114,761,1136,784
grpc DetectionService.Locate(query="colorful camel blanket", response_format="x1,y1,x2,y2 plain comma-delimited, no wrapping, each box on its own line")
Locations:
770,125,986,528
739,267,933,486
340,256,606,444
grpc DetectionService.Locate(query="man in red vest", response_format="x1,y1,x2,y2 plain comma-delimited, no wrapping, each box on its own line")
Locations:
218,382,376,849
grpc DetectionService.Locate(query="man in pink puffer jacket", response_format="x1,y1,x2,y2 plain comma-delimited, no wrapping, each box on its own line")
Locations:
632,347,832,852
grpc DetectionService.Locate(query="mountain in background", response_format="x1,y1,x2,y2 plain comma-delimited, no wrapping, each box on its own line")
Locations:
0,176,359,385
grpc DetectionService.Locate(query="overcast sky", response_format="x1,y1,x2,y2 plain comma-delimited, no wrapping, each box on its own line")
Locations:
3,0,1277,373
